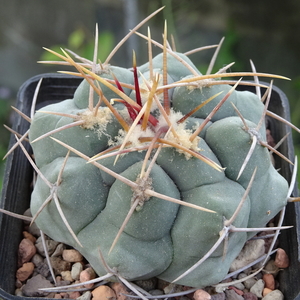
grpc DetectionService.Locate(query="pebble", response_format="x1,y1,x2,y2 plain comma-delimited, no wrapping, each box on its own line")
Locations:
263,288,273,297
49,256,71,275
23,231,36,243
35,239,59,256
27,221,41,237
22,274,54,297
62,249,83,262
224,289,243,300
274,248,289,268
262,273,275,290
229,282,244,291
250,279,264,298
36,261,50,278
92,285,116,300
237,273,256,290
264,259,279,275
80,267,96,289
262,289,284,300
51,243,66,257
16,262,35,281
149,289,164,296
228,286,243,296
77,291,92,300
210,292,225,300
193,289,211,300
111,282,132,300
69,291,81,299
31,253,44,267
18,238,37,266
243,292,258,300
71,262,83,280
135,278,157,291
229,239,265,272
61,270,73,282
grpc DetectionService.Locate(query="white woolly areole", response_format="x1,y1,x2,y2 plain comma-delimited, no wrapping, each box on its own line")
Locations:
78,107,112,137
159,110,201,159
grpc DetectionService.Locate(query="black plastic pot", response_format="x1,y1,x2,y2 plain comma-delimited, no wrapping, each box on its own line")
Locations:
0,74,299,300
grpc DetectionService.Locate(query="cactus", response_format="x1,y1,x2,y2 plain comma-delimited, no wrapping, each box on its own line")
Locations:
4,7,298,294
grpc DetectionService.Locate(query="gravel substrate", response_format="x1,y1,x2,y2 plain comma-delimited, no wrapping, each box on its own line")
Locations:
14,208,288,300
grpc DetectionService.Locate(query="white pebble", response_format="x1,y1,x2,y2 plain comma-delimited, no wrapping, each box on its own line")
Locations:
250,279,264,298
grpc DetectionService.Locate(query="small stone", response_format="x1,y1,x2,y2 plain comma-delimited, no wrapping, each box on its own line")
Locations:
228,286,243,295
264,259,279,275
229,282,244,291
224,289,243,300
69,291,81,299
80,267,96,288
22,274,54,297
27,221,41,237
71,262,83,280
51,243,66,257
76,291,92,300
193,289,211,300
110,282,133,300
15,288,23,297
274,248,289,268
92,285,116,300
262,289,284,300
35,239,59,256
16,262,35,281
249,279,264,298
135,278,157,291
31,253,44,267
243,292,258,300
56,280,71,287
149,289,164,296
262,273,275,290
211,292,225,300
49,257,71,275
163,282,183,294
237,273,256,290
61,270,73,282
36,261,50,278
62,249,83,262
23,231,36,243
54,294,62,299
230,240,265,272
263,288,273,297
18,238,36,266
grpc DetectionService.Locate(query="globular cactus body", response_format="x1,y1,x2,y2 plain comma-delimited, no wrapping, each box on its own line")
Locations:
29,35,289,288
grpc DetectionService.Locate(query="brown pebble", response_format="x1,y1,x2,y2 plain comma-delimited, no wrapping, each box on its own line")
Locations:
62,249,83,262
69,291,81,299
16,262,35,281
193,289,211,300
263,288,273,297
54,294,62,299
262,273,275,290
274,248,289,268
110,282,132,300
92,285,116,300
80,267,96,289
18,238,36,266
60,292,69,298
49,257,71,275
23,231,36,244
